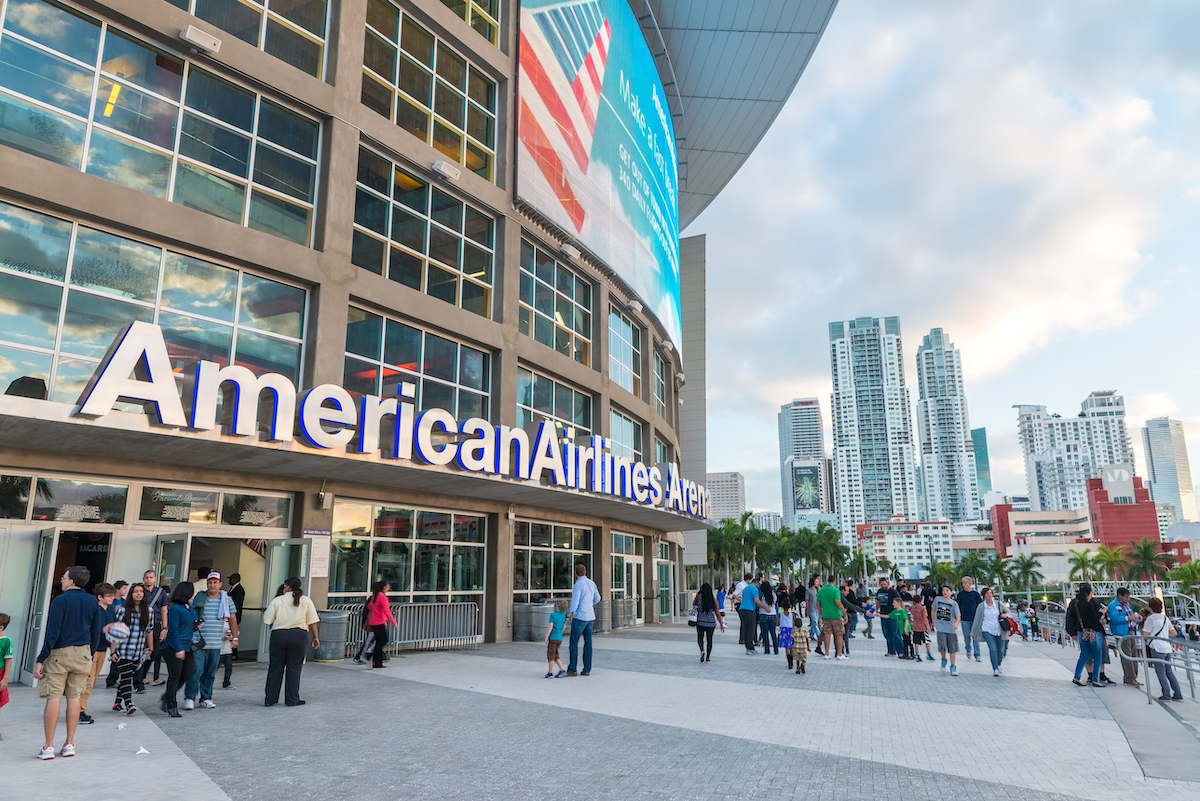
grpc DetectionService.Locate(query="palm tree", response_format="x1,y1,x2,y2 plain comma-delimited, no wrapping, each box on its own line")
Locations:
847,549,877,585
1009,553,1044,604
985,555,1012,601
1124,538,1172,584
1067,549,1097,582
957,553,988,584
1168,561,1200,599
875,556,895,583
1093,545,1128,581
924,561,959,589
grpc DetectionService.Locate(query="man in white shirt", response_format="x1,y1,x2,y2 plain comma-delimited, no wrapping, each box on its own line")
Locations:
565,563,601,676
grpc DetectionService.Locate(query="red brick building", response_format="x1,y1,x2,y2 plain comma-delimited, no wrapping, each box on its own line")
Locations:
1086,472,1159,551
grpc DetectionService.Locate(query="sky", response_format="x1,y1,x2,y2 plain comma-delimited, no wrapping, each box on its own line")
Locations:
685,0,1200,516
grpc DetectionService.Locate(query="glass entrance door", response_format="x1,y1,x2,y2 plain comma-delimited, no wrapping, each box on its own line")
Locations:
155,534,192,591
628,559,643,624
657,561,672,619
258,539,311,662
22,529,59,676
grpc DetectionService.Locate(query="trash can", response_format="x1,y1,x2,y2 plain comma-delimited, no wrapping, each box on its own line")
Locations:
312,609,349,662
513,603,534,641
529,602,556,643
592,600,609,634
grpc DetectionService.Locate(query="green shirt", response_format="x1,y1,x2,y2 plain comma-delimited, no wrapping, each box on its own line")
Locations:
817,584,843,619
889,608,912,634
0,634,12,665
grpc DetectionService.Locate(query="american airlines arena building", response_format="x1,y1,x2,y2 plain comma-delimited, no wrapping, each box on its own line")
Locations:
0,0,835,671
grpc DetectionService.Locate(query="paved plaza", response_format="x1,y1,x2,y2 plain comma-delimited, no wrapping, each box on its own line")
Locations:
3,621,1199,800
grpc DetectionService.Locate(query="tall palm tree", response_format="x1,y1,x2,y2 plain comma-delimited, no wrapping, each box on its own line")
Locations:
1093,546,1128,581
875,556,895,583
957,553,988,584
1168,561,1200,599
1124,538,1172,584
1009,553,1044,604
847,549,877,585
1067,549,1097,582
924,561,959,589
985,555,1012,601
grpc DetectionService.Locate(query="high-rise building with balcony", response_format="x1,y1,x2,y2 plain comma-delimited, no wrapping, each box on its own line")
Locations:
914,328,979,523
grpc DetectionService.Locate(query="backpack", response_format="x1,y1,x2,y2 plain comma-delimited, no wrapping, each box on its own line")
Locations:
1064,601,1080,636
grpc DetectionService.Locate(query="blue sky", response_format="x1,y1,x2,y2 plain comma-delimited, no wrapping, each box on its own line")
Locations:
686,0,1200,514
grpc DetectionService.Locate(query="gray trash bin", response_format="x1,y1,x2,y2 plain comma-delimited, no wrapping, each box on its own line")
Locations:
529,602,556,642
312,609,349,661
592,600,609,634
513,603,534,641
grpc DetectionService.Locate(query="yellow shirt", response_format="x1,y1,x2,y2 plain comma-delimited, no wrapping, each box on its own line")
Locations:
264,594,319,630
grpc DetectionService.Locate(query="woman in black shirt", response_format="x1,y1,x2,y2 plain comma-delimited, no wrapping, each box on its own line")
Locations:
1068,583,1106,687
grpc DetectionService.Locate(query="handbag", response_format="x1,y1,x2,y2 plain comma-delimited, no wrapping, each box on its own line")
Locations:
688,605,698,627
190,616,206,652
1072,602,1096,642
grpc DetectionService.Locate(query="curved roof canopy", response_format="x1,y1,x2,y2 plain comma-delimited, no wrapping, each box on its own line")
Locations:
643,0,839,229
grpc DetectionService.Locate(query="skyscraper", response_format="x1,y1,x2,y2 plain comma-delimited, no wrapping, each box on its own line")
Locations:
1015,391,1135,511
972,428,992,498
777,398,828,528
1142,418,1196,522
706,472,746,523
829,317,919,542
914,329,979,523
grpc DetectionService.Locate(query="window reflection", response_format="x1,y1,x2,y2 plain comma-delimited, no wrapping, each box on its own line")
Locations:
60,291,154,358
70,227,161,301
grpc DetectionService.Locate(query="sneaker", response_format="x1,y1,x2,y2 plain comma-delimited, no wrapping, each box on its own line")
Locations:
126,704,137,715
823,654,832,660
353,657,364,665
113,703,123,712
78,712,93,724
993,669,1000,677
941,658,948,671
182,698,195,710
800,662,806,673
915,655,923,663
974,656,982,662
745,649,757,655
835,655,849,660
997,666,1003,675
950,665,958,676
1172,696,1184,702
135,687,147,694
200,699,216,709
37,746,55,760
60,744,76,757
555,670,566,678
544,672,553,678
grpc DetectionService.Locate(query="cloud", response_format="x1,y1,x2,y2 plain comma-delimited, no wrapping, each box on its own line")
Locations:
688,1,1200,510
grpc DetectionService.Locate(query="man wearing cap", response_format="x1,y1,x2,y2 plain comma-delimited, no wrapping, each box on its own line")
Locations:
185,572,238,710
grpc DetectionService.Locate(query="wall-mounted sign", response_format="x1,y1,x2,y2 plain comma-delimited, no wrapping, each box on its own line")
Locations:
73,322,709,520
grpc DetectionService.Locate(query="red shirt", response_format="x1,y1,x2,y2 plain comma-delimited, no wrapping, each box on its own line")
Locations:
909,603,931,633
367,594,396,627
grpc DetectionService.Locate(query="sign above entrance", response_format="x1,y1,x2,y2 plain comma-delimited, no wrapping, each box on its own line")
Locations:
74,323,710,521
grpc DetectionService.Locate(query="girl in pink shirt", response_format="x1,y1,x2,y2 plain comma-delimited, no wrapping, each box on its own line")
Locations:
366,582,396,669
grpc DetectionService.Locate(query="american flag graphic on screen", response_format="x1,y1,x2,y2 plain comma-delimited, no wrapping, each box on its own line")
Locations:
519,0,611,232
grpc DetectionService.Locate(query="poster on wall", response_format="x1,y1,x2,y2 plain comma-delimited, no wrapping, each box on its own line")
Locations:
517,0,681,346
793,464,821,513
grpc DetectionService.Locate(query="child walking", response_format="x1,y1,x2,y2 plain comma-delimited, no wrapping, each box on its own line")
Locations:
544,600,568,678
791,620,811,674
0,612,12,738
890,598,914,659
863,598,876,639
909,598,933,662
779,596,796,669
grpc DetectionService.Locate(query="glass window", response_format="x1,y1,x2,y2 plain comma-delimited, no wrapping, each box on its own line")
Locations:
518,240,591,365
653,352,669,419
372,540,412,590
0,474,32,519
513,516,591,605
138,486,218,524
515,366,590,440
330,538,368,593
362,7,496,180
30,477,128,524
609,408,643,462
352,147,493,316
180,0,329,78
609,307,641,396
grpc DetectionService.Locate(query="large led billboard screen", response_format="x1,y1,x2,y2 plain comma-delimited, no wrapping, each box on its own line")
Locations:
517,0,681,346
793,464,821,513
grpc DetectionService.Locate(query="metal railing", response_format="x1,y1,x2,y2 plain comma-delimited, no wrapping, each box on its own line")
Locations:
328,602,479,656
1038,611,1076,648
1115,634,1200,704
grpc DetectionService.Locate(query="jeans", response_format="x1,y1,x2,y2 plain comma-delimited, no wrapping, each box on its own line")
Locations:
568,618,594,672
739,609,758,651
185,648,222,701
880,617,901,655
1151,650,1183,699
161,649,194,711
759,614,778,654
265,628,308,705
982,632,1006,671
220,653,234,687
809,611,820,640
961,621,981,658
1075,634,1103,682
847,612,858,637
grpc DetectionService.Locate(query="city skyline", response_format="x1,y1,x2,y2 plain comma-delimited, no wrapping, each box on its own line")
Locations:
691,1,1200,517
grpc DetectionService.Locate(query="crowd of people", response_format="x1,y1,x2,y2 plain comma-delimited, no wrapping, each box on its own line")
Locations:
18,564,318,760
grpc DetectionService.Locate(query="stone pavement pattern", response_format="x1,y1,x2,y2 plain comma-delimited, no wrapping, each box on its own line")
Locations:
2,622,1198,801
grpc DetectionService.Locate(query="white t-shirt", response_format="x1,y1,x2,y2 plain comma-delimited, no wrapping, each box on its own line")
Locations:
1142,613,1175,654
982,601,1002,636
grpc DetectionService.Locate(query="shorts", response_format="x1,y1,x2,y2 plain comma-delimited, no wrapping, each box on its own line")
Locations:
820,617,845,636
38,645,93,699
936,632,958,654
913,631,927,645
547,639,562,661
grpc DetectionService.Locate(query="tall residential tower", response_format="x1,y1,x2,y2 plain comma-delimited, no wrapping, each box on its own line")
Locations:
777,398,831,529
1142,418,1196,522
914,329,979,523
829,317,919,543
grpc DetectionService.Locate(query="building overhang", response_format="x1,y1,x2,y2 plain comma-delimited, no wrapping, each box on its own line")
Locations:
0,396,711,533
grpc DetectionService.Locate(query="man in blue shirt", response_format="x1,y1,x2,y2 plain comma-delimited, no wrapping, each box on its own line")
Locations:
33,565,105,760
1106,587,1142,686
739,577,768,655
565,563,601,676
956,577,983,662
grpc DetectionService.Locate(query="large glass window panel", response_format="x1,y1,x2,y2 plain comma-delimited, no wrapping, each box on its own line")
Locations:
425,264,456,304
433,81,463,126
420,378,454,413
422,334,456,381
516,368,532,408
416,510,452,540
530,522,551,547
388,248,421,289
393,167,427,212
354,188,388,236
329,538,368,593
2,0,101,64
366,0,399,38
363,31,396,81
460,280,487,318
398,55,431,105
238,275,306,339
0,37,94,117
263,17,322,77
553,552,573,590
342,356,377,395
401,17,433,68
463,207,492,248
194,0,262,46
257,100,318,159
0,201,71,281
0,344,51,397
390,207,424,251
351,231,385,275
463,243,490,282
530,551,550,590
372,540,411,590
100,32,183,100
395,95,428,140
232,328,301,381
179,113,251,177
383,318,420,369
374,506,412,538
253,144,314,202
158,310,233,369
60,291,153,357
452,545,483,591
160,253,238,321
50,355,99,404
172,162,246,223
457,388,483,419
513,549,528,590
70,227,161,301
271,0,328,38
356,147,389,193
458,347,485,391
85,130,171,198
0,92,85,167
413,543,449,592
183,70,255,132
431,121,461,161
360,74,391,118
428,227,459,269
93,79,177,148
435,46,465,90
248,188,309,245
345,306,382,360
31,476,127,523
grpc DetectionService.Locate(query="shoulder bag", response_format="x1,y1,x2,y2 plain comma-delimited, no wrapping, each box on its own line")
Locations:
1075,603,1096,643
688,605,698,627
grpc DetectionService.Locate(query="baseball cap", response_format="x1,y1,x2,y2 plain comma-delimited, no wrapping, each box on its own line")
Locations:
207,571,221,580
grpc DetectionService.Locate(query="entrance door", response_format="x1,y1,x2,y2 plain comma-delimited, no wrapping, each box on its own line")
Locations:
657,561,672,619
22,529,59,676
258,539,311,663
627,558,643,625
155,533,192,591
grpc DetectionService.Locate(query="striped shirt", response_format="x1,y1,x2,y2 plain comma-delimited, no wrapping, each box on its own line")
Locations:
115,612,149,661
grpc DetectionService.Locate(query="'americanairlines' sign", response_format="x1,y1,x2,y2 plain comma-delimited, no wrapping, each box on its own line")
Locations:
74,322,709,520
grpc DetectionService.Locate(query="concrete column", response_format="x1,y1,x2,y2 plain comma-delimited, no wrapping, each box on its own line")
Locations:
296,491,333,606
486,511,512,642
